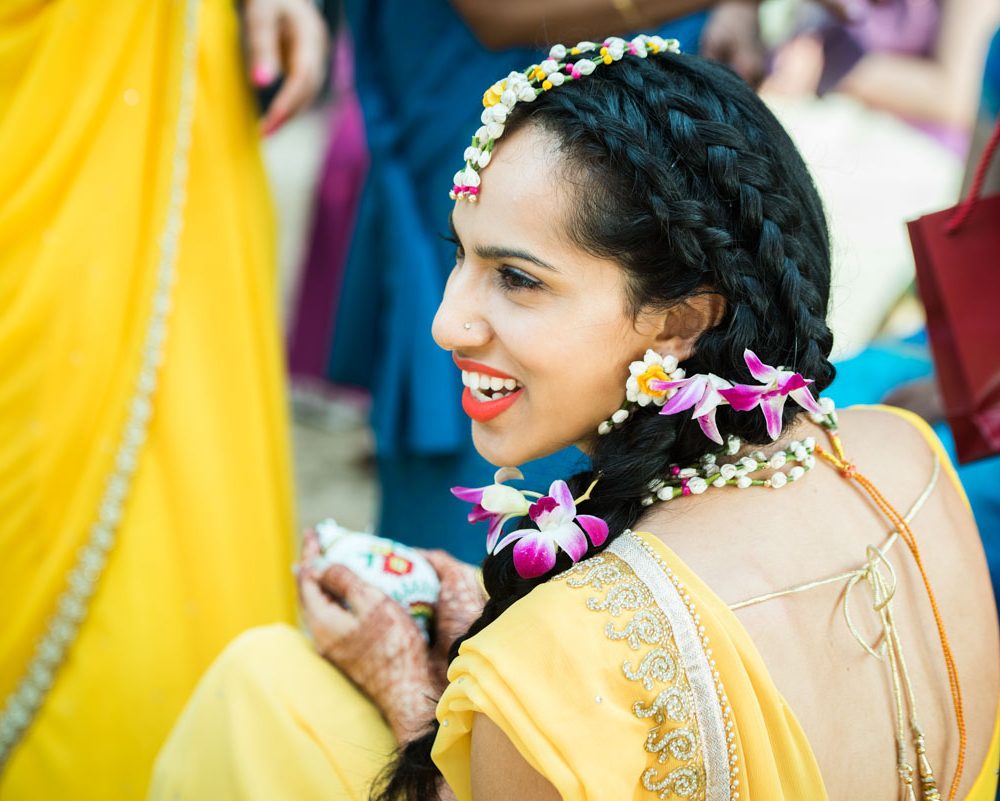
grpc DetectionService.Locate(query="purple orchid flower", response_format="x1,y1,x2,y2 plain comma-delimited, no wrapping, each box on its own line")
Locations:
717,349,823,440
450,467,531,552
650,373,733,445
493,480,608,579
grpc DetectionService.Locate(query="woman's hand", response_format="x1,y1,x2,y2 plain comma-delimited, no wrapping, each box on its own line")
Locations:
243,0,328,135
420,550,487,692
700,1,766,89
298,530,437,741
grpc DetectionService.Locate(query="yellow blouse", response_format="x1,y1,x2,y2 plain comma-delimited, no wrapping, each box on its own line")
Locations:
433,527,1000,800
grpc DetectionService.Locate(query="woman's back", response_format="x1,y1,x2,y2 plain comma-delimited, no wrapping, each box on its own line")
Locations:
646,406,999,799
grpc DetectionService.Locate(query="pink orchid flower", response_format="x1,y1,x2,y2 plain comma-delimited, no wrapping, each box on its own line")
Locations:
717,349,822,440
450,467,531,552
494,480,608,579
650,373,733,445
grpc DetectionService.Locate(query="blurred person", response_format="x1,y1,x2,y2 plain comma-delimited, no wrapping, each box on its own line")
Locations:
154,42,999,801
0,0,325,798
759,0,1000,358
830,25,1000,605
287,0,723,563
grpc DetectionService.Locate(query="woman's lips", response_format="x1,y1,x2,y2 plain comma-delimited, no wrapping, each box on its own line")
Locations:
462,386,524,422
453,355,523,422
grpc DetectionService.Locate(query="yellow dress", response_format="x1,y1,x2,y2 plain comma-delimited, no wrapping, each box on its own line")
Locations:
0,1,296,798
150,410,1000,801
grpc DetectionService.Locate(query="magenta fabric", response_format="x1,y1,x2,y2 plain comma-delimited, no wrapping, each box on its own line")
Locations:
287,36,370,381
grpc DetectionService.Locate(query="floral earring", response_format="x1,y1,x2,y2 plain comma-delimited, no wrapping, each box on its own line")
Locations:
597,349,685,435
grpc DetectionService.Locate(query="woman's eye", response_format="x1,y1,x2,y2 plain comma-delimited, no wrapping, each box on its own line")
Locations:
497,266,542,292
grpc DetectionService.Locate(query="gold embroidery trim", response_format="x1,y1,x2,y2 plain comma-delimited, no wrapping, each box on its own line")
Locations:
560,552,713,799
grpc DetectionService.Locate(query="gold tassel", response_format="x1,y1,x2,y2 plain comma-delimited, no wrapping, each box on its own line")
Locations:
915,737,941,801
900,763,918,801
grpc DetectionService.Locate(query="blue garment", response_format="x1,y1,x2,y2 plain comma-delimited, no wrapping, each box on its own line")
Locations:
982,26,1000,119
333,0,705,560
827,333,1000,607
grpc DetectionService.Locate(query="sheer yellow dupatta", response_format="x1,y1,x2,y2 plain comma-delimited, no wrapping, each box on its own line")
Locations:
0,1,295,795
0,0,195,729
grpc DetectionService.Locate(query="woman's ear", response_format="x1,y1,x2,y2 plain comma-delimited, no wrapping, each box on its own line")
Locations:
645,291,727,362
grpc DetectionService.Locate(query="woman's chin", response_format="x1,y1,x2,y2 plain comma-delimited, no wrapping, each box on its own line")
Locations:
470,424,540,468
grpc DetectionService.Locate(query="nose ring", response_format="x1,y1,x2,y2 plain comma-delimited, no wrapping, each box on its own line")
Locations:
463,322,472,330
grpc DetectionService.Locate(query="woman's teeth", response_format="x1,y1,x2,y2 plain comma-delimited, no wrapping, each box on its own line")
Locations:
461,370,522,401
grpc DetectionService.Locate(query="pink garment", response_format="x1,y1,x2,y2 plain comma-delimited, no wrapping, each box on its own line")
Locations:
287,33,370,381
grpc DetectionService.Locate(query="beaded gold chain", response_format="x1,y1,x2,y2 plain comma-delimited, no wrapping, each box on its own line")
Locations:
815,432,964,801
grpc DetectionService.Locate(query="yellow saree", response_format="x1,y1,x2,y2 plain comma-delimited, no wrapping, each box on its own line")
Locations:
0,1,296,797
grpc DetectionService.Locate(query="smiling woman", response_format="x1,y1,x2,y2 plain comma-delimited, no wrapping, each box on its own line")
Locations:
152,37,1000,801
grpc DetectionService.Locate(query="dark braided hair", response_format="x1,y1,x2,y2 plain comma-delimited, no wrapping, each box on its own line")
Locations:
373,51,834,801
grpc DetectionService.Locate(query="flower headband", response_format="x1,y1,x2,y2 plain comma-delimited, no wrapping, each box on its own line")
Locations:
450,35,681,202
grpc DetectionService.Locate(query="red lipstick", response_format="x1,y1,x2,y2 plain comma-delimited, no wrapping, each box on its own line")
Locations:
453,355,524,422
452,355,516,379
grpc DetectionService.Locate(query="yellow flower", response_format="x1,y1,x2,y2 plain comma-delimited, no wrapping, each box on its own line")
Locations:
570,47,580,55
637,365,670,398
482,80,506,108
542,79,553,91
603,54,613,64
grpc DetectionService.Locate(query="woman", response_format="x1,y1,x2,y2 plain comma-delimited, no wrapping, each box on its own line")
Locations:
152,39,1000,800
0,1,325,798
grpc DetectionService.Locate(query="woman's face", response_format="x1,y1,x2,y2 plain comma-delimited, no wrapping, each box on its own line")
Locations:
432,124,667,467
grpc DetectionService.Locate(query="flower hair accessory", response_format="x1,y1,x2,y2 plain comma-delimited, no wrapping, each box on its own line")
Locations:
450,35,681,201
650,348,823,443
597,349,686,435
451,469,608,579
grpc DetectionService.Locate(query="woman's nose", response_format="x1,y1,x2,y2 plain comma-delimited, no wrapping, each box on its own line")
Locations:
431,270,491,353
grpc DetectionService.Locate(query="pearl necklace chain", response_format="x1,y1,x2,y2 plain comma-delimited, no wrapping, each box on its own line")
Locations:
640,434,819,507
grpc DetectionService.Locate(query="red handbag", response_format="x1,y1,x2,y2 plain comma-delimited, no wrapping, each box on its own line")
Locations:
907,120,1000,464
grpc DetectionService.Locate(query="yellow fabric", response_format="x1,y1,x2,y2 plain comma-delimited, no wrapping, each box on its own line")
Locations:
0,2,296,798
147,409,999,800
434,528,1000,800
150,625,396,801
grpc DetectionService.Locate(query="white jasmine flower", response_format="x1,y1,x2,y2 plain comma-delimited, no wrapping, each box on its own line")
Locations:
688,477,708,494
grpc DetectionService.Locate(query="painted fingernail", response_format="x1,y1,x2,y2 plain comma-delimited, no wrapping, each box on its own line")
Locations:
252,63,276,87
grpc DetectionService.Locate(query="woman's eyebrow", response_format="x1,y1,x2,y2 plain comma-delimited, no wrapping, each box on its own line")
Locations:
473,244,559,273
449,212,559,272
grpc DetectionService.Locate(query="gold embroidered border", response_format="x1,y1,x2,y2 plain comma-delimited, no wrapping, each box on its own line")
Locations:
559,532,740,800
